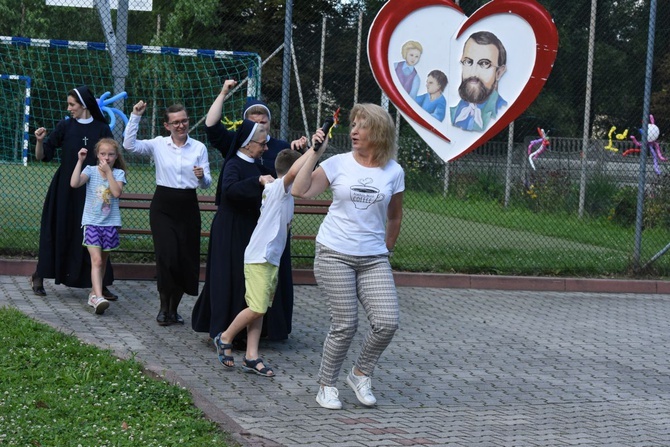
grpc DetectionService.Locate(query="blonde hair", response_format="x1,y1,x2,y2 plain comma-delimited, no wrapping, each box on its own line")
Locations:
349,104,397,167
401,41,423,59
95,138,127,171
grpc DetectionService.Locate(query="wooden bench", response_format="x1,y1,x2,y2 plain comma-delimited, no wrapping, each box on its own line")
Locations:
291,199,331,240
118,193,217,238
118,192,330,246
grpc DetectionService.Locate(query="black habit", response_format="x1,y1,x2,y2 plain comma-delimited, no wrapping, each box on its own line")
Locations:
192,155,267,339
191,122,294,340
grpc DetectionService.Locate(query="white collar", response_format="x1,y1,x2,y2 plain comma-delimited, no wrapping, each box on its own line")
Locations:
168,135,190,148
236,150,255,163
76,116,94,124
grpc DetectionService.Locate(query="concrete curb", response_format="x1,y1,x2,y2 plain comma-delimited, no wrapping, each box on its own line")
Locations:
2,258,668,293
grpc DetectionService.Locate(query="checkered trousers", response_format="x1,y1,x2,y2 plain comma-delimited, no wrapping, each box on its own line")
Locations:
314,243,399,386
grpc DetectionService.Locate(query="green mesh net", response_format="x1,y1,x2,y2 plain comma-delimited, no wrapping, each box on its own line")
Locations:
0,37,261,259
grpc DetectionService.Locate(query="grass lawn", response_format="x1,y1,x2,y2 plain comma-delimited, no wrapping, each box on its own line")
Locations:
397,207,626,274
0,307,237,447
3,162,670,277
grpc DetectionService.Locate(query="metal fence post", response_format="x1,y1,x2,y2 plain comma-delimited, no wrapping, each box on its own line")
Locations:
280,0,293,142
578,0,597,219
504,121,515,207
633,0,658,269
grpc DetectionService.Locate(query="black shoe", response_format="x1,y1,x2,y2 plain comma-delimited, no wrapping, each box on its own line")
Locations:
102,286,118,301
30,274,46,297
156,311,171,326
168,313,184,325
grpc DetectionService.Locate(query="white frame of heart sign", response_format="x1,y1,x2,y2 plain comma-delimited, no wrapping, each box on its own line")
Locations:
368,0,559,162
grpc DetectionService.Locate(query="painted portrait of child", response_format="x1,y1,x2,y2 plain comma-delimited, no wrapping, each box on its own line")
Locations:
394,40,423,99
415,69,448,122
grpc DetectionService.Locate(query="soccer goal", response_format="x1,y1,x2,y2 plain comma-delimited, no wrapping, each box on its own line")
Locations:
0,36,261,169
0,74,31,166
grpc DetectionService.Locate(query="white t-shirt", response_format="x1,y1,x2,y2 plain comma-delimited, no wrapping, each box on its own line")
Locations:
316,152,405,256
81,165,127,227
244,179,295,266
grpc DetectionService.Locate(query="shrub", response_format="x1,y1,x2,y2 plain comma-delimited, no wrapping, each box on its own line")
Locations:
610,186,638,227
397,134,446,194
513,169,577,214
583,173,620,218
609,176,670,230
448,170,505,201
644,174,670,229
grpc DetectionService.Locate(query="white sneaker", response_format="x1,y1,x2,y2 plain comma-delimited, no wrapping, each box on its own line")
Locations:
88,294,109,315
316,386,342,410
346,367,377,406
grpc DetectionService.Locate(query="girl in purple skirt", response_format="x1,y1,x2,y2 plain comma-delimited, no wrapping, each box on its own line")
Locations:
70,138,127,315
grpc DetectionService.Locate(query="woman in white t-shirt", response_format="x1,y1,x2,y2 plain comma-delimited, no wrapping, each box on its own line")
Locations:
292,103,405,410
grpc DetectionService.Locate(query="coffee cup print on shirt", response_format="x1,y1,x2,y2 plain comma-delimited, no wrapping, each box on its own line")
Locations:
350,178,385,210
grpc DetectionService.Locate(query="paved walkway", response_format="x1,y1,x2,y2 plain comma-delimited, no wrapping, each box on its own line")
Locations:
2,275,670,446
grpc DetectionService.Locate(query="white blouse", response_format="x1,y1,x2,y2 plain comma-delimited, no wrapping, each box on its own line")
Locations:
123,114,211,190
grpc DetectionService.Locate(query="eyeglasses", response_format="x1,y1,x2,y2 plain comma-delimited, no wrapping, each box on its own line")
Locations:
167,119,190,127
251,140,268,148
460,58,500,70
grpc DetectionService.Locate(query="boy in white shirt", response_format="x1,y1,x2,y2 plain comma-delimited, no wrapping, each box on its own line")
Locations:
214,148,311,377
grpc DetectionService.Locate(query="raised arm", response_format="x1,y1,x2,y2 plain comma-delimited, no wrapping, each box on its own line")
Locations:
70,148,90,188
34,127,47,161
291,129,330,199
206,80,237,127
123,101,153,155
283,146,313,192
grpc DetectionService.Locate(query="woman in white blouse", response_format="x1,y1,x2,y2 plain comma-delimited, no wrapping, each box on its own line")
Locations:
123,100,212,326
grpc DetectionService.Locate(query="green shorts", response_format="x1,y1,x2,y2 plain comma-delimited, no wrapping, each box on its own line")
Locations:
244,262,279,314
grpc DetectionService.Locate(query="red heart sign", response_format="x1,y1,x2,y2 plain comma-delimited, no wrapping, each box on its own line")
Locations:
368,0,558,161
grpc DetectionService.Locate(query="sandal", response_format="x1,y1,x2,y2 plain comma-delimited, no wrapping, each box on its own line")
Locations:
213,334,234,368
29,274,46,297
242,357,275,377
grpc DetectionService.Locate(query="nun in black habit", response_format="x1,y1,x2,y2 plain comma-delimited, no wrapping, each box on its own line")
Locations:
192,119,275,341
31,85,116,296
193,83,306,342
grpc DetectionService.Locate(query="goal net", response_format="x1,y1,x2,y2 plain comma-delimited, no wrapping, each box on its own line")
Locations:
0,36,261,171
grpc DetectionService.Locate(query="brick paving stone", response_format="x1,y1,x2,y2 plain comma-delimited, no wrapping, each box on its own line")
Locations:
4,275,670,446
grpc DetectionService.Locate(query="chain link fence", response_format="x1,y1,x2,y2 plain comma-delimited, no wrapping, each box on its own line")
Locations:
1,0,670,277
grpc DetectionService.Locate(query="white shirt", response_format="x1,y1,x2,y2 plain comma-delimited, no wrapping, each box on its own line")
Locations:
244,179,294,266
123,114,212,189
317,152,405,256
